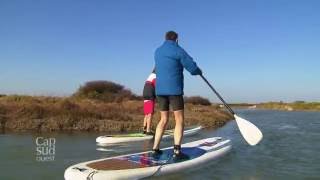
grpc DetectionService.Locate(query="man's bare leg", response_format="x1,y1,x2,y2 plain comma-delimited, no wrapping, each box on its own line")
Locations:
173,110,184,146
152,111,169,150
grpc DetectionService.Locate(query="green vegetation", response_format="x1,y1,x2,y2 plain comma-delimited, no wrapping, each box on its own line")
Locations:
229,103,256,108
0,81,232,132
228,101,320,111
257,101,320,111
184,96,211,106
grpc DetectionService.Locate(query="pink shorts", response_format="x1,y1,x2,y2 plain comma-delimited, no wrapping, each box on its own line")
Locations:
143,100,155,115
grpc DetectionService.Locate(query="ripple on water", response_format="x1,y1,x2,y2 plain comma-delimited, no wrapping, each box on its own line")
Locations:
278,124,298,130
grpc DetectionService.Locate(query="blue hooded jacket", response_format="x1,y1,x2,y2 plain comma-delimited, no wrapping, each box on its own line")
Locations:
154,40,201,95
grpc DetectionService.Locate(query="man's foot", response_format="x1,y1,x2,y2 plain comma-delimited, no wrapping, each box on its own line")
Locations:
172,145,189,161
173,151,189,161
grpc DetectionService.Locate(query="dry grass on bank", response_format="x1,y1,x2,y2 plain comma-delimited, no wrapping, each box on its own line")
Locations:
0,95,232,133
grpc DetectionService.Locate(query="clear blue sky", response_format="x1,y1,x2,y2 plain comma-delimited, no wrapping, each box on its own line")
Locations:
0,0,319,103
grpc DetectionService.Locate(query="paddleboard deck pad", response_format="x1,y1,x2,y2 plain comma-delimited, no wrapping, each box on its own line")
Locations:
96,126,202,144
65,137,231,180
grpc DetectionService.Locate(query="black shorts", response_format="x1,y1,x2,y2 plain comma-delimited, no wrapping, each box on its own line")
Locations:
157,95,184,111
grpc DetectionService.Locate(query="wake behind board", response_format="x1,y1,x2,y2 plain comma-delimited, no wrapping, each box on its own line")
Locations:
65,137,231,180
96,126,202,145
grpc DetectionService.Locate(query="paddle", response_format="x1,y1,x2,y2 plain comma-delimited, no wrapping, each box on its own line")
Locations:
200,74,263,146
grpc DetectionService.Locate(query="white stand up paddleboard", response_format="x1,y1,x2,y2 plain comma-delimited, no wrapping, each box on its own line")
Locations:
96,126,202,144
65,137,231,180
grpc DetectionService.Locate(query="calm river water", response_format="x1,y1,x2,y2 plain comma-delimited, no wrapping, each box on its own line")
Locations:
0,109,319,180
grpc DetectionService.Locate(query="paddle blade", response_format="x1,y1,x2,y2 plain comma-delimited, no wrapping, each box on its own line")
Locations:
234,114,263,146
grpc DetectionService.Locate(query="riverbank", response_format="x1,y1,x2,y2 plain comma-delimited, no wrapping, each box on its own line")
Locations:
229,102,320,111
257,102,320,111
0,95,232,133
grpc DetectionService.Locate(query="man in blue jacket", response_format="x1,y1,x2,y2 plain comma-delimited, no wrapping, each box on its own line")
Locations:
152,31,202,159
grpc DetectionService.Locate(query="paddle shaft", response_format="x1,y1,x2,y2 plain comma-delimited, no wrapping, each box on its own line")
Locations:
200,75,235,115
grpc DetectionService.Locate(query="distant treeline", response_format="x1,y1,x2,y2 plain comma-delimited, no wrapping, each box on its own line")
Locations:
229,103,256,107
257,101,320,111
229,101,320,111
